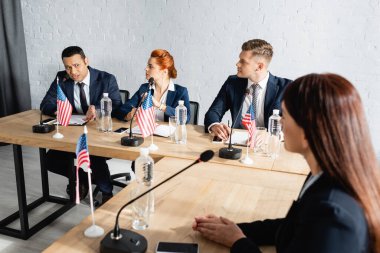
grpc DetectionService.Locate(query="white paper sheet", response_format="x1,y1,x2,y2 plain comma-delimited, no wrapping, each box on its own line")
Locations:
132,124,176,137
227,131,249,146
68,115,87,125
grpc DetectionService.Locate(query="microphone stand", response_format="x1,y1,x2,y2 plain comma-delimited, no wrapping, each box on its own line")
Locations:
100,150,215,253
121,78,154,147
218,90,251,160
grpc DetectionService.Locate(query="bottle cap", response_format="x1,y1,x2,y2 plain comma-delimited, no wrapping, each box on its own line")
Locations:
103,93,109,97
178,100,184,106
273,109,280,115
140,147,149,156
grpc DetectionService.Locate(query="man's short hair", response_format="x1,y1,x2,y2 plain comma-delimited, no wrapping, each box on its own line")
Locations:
61,46,86,59
241,39,273,63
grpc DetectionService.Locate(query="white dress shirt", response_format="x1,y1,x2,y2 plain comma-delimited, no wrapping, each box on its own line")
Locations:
73,70,90,115
152,79,175,122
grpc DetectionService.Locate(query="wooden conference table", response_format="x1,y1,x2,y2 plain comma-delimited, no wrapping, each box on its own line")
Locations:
44,157,307,253
0,110,308,240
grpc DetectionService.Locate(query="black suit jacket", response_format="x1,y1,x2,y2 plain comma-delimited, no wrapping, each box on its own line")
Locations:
231,174,369,253
40,66,122,116
204,73,291,131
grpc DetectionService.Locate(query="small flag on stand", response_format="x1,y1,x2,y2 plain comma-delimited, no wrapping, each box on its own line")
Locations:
57,83,72,126
136,89,157,137
242,103,256,148
76,126,104,237
75,130,91,204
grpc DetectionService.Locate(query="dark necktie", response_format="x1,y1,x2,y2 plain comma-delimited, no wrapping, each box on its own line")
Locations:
77,82,88,114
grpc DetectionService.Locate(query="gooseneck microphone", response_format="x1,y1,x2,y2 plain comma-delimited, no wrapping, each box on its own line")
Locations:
32,107,56,133
121,77,155,146
218,88,251,160
100,150,215,253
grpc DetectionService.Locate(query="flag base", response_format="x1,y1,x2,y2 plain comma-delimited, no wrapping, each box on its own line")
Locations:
240,155,253,165
84,224,104,238
148,143,158,151
53,132,64,139
121,136,144,147
219,147,242,160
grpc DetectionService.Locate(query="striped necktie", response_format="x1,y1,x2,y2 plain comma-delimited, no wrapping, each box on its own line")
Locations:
251,83,260,114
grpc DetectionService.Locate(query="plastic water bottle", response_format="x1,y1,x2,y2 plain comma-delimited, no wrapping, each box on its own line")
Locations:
135,148,154,211
100,93,112,132
268,109,282,158
175,100,187,144
135,148,154,186
132,148,155,230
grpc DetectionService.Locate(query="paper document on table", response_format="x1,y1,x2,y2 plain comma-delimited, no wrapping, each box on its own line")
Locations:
227,131,248,146
132,124,175,137
68,115,87,126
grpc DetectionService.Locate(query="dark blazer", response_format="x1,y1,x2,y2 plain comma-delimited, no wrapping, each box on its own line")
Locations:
40,66,122,116
204,73,291,131
114,83,191,123
231,174,369,253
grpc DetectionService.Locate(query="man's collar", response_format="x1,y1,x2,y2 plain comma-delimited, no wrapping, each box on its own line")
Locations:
247,72,269,89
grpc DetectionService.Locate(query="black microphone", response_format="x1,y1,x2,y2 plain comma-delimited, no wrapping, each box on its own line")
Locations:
100,150,214,253
219,88,251,160
32,105,56,133
121,78,155,147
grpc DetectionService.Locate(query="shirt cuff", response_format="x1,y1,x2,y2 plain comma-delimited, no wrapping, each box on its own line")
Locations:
208,122,220,133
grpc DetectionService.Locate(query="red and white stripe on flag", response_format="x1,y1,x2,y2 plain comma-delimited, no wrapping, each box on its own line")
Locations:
57,84,72,126
136,89,157,137
136,106,156,137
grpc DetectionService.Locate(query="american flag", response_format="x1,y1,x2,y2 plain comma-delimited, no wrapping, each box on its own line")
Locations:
76,133,90,171
57,83,72,126
242,103,256,148
75,132,90,203
136,89,156,137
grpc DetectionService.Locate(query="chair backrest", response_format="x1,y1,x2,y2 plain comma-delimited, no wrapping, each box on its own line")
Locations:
189,101,199,125
119,89,130,104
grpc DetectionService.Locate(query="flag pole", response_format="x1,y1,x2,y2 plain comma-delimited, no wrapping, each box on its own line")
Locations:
148,108,158,151
240,130,253,165
82,126,104,238
149,133,158,151
53,77,64,139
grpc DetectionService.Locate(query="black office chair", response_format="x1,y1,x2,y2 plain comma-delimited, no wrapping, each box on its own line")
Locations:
92,89,131,206
189,101,199,125
119,89,130,104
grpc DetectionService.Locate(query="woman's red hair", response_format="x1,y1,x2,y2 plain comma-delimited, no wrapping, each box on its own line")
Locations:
150,49,177,78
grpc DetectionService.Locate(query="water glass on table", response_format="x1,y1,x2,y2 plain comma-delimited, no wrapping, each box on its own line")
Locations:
168,116,176,142
95,109,102,131
253,127,268,155
131,190,151,230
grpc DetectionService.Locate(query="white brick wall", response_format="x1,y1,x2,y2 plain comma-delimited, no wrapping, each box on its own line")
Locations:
21,0,380,157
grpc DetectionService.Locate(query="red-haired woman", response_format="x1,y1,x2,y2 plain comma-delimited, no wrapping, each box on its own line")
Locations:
192,73,380,253
115,49,190,123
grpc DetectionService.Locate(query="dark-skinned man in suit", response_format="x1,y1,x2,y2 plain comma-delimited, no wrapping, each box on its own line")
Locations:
40,46,122,205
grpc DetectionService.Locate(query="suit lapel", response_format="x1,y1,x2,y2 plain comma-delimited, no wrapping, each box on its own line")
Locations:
264,73,279,121
88,67,100,105
166,89,176,108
